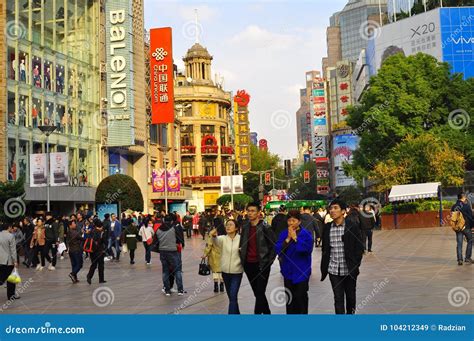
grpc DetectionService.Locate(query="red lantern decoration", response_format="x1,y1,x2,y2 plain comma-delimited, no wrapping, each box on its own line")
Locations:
340,95,349,103
339,83,348,90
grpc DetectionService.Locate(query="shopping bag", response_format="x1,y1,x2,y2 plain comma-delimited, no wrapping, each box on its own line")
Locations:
122,243,128,253
7,268,22,284
57,242,67,255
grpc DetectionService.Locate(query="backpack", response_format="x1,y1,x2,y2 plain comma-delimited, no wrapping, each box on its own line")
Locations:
83,237,96,253
449,211,465,232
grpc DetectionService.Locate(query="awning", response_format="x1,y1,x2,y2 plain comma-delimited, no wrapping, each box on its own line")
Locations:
388,182,440,202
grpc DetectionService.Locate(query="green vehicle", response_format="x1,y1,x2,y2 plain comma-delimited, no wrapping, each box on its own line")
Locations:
264,200,328,211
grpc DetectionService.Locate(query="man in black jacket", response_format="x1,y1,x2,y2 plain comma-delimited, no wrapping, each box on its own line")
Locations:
271,205,288,237
301,206,319,247
321,198,364,314
451,193,473,265
239,202,276,314
44,212,59,271
86,220,108,284
360,205,376,254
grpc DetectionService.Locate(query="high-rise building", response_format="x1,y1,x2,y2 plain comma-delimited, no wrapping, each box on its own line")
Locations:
387,0,469,22
174,43,234,212
2,0,103,213
295,88,309,151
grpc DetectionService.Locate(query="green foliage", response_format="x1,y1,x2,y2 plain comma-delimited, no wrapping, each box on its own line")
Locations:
243,145,285,202
95,174,143,212
345,53,473,187
0,176,26,223
381,200,454,214
216,194,253,210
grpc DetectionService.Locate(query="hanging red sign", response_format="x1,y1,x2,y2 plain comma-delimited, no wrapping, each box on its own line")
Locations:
150,27,174,124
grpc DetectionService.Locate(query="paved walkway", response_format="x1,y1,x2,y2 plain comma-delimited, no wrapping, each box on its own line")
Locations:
1,227,472,314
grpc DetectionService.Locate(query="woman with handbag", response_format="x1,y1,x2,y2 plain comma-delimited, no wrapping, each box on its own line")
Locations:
30,217,51,271
122,222,139,265
139,220,155,265
201,229,224,293
210,220,243,314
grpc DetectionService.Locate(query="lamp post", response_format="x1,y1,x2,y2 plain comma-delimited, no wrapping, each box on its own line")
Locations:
158,146,172,214
38,125,57,212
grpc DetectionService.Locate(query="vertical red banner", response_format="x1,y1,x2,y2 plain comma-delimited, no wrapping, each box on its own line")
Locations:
150,27,174,124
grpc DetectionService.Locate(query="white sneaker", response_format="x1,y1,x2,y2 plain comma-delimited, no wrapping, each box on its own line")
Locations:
170,288,178,293
60,256,65,260
37,266,44,271
161,288,166,294
146,262,151,265
104,257,111,262
36,264,41,271
48,264,55,271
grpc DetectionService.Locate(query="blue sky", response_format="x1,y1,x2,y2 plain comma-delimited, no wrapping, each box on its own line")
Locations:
144,0,348,159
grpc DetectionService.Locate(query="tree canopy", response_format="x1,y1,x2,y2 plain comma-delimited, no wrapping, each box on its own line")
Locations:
345,53,473,190
95,174,144,212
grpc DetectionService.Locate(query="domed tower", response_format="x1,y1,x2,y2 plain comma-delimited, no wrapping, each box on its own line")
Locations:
183,43,213,85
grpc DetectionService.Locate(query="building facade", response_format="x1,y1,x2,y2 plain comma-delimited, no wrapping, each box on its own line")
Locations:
2,0,102,213
174,43,234,212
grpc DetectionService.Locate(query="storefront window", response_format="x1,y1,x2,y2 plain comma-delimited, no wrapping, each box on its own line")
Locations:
8,139,17,181
56,104,66,133
19,51,28,83
32,97,42,128
182,159,195,177
8,92,16,125
32,56,42,88
8,48,16,80
56,64,65,94
44,60,53,91
45,101,54,125
79,149,88,185
18,95,29,127
18,140,29,179
203,160,216,176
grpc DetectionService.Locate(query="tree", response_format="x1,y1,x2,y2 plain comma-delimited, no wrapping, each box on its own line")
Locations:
0,176,26,223
369,134,465,192
289,161,327,200
95,174,144,212
345,53,473,186
216,194,253,210
243,145,285,202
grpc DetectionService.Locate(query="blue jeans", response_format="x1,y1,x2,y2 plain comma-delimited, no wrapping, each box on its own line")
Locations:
456,228,472,261
69,251,83,276
222,272,243,314
160,251,183,292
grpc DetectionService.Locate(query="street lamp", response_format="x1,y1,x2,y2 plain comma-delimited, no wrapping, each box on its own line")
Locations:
38,125,57,212
158,145,172,214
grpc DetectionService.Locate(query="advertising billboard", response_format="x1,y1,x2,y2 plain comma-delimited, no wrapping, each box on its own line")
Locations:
333,134,359,188
440,7,474,79
50,152,69,186
370,7,473,80
106,0,135,146
29,153,47,187
150,27,175,123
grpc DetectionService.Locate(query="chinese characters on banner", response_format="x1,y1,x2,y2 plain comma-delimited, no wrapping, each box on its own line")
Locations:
150,27,174,124
234,90,251,173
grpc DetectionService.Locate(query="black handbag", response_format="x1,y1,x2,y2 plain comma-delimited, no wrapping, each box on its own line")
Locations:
198,259,211,276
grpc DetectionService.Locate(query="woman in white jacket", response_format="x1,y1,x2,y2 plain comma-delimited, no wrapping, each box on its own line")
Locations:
210,219,243,314
139,220,155,265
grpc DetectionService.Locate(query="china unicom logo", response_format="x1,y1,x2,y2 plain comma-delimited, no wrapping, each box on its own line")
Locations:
152,47,168,61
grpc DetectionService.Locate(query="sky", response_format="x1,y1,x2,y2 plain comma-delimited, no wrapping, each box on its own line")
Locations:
144,0,348,160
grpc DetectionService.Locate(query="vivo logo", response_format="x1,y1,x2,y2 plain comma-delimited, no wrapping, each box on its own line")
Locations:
451,36,474,44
